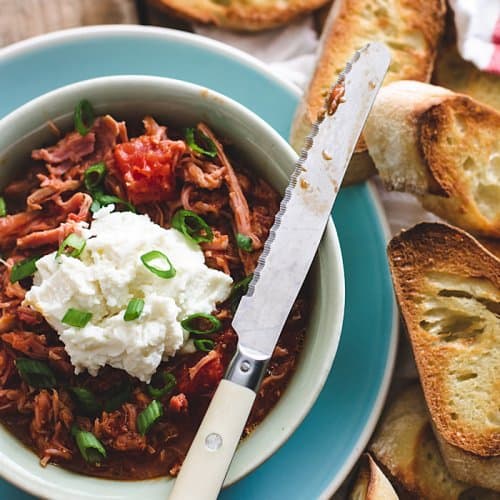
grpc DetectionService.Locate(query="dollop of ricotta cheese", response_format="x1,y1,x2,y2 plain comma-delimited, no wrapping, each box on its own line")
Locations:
24,206,233,382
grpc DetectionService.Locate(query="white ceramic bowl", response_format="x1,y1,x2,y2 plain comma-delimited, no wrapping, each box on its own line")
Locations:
0,76,345,499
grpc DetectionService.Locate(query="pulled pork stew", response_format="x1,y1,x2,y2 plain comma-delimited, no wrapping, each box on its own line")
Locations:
0,106,307,479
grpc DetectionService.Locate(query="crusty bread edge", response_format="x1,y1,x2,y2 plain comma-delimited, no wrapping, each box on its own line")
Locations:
434,426,500,492
149,0,330,31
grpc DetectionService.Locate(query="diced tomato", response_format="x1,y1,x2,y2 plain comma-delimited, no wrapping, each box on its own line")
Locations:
113,136,186,205
178,351,225,396
169,393,189,413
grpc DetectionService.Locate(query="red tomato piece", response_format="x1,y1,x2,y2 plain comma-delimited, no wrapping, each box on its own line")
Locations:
114,136,186,205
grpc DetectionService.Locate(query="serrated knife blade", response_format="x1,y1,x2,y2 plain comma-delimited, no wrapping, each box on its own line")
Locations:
169,42,390,500
232,41,390,360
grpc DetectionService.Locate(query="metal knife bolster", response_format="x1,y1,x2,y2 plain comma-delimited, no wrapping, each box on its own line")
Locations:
226,42,391,392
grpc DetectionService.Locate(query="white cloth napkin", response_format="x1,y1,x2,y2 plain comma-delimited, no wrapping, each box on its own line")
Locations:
449,0,500,75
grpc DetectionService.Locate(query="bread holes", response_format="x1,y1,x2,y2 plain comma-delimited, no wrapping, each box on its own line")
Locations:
462,156,475,171
419,309,485,342
420,273,500,343
455,372,478,382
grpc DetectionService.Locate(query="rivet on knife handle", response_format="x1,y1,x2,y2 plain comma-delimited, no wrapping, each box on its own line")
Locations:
168,42,391,500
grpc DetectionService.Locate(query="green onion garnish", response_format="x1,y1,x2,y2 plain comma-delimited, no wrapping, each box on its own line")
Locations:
141,251,176,279
229,274,253,312
185,128,217,158
72,426,107,464
0,197,6,217
62,308,92,328
181,313,221,335
84,162,106,191
124,298,144,322
90,191,136,214
10,256,39,283
137,400,163,435
171,209,214,244
69,387,101,416
15,358,56,388
103,380,132,412
147,372,176,399
236,233,253,252
194,339,215,352
74,99,95,136
56,233,86,260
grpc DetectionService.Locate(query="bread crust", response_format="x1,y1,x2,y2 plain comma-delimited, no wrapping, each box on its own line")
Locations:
349,453,398,499
366,81,500,238
387,223,500,458
434,427,500,492
149,0,330,31
290,0,446,184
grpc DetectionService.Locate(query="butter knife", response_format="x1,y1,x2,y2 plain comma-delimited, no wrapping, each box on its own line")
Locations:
169,42,390,500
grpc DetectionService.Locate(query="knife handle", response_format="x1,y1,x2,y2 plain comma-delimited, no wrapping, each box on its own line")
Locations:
168,379,256,500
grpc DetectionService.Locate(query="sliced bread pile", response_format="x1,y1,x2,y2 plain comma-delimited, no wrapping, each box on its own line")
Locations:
365,384,498,499
290,0,446,184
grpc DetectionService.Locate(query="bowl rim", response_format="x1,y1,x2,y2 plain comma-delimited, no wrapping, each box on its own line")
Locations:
0,74,345,498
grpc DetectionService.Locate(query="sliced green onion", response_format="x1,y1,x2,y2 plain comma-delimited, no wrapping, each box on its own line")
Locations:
62,308,92,328
194,339,215,352
236,233,253,252
10,256,39,283
90,191,136,214
0,197,6,217
147,372,176,399
90,198,101,214
141,251,176,279
15,358,56,388
185,128,217,158
84,162,106,191
124,298,144,322
229,274,253,312
69,387,101,416
181,313,221,335
103,381,132,412
72,426,106,464
137,400,163,435
74,99,95,136
171,209,213,244
56,233,86,260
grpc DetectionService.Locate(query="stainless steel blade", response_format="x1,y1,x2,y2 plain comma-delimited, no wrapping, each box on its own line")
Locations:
231,42,390,360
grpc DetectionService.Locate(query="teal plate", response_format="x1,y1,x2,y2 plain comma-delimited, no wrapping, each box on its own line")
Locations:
0,26,397,499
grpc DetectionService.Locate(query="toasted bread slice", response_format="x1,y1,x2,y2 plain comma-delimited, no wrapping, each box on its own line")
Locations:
387,223,500,489
349,453,398,500
370,384,470,498
148,0,330,31
370,384,497,498
434,431,500,493
290,0,446,184
365,81,500,238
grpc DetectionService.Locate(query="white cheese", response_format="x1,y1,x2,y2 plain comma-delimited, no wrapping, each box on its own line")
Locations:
24,207,232,382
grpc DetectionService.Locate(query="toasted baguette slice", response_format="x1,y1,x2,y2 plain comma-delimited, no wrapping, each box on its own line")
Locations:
147,0,329,31
290,0,446,184
370,384,498,498
387,223,500,490
349,453,398,500
370,384,470,499
434,430,500,493
433,43,500,113
365,81,500,238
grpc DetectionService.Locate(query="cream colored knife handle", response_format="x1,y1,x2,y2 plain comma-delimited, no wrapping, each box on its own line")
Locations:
168,379,256,500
